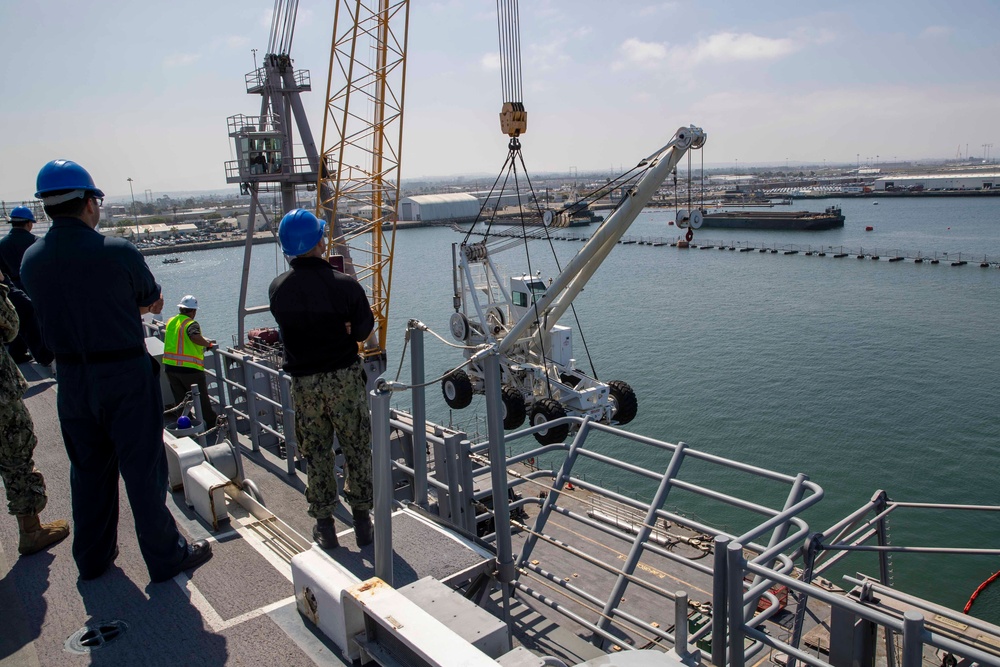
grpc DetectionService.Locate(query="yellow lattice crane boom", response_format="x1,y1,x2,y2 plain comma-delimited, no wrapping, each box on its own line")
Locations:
317,0,410,370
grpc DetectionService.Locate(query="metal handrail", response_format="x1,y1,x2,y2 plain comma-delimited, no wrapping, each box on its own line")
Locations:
189,322,1000,667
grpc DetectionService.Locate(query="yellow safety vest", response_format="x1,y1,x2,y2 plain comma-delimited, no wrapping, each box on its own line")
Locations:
163,314,204,369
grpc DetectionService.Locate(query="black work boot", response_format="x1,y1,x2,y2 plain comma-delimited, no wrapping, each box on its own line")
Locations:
313,517,339,549
353,508,373,547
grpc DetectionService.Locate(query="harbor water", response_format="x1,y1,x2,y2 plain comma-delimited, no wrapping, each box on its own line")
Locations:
152,195,1000,617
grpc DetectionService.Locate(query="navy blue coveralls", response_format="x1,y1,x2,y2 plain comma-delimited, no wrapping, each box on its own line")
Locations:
0,226,50,363
21,216,189,581
0,226,37,290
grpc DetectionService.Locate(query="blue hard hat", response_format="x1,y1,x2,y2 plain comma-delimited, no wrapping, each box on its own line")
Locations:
9,206,35,222
34,159,105,199
278,209,326,256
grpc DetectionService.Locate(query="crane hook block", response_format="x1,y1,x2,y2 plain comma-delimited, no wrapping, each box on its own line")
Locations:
500,102,528,137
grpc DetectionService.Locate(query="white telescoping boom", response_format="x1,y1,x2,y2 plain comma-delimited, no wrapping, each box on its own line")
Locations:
444,125,706,444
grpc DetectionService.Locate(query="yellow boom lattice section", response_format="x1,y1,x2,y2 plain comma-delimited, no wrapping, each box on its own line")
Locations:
318,0,410,359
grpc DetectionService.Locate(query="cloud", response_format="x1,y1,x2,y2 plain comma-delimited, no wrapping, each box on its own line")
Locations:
614,31,801,72
164,53,201,68
481,52,500,71
524,27,589,73
691,31,799,63
921,25,954,39
614,38,668,71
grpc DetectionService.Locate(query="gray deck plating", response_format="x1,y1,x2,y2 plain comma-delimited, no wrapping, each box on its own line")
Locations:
0,364,489,666
0,361,856,667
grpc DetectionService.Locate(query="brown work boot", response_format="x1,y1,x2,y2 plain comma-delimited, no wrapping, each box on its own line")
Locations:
313,517,340,549
352,508,373,547
17,514,70,556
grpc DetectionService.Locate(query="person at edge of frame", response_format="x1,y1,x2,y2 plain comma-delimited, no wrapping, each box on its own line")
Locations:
0,264,69,556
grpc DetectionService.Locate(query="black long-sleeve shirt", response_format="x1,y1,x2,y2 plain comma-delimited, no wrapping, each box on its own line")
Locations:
268,256,374,377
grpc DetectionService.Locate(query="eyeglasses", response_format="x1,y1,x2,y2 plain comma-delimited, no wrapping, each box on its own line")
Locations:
90,196,104,208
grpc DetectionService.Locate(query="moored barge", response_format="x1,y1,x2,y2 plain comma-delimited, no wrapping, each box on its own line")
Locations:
701,205,845,230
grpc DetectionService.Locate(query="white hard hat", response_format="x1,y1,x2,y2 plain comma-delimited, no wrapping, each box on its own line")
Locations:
177,295,198,309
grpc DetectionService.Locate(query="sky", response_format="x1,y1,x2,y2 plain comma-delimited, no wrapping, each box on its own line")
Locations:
2,0,999,202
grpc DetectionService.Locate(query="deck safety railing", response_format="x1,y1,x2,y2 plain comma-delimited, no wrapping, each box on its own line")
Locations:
148,316,1000,667
369,323,826,659
367,321,1000,667
145,320,299,474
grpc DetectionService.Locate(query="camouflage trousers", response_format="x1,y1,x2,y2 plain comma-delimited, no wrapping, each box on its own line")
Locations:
292,363,372,519
0,398,47,517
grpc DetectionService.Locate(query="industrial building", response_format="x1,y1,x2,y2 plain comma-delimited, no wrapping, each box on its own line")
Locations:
873,172,1000,191
399,193,481,223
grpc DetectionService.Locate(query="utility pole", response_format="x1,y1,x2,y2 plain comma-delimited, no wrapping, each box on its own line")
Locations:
127,177,139,238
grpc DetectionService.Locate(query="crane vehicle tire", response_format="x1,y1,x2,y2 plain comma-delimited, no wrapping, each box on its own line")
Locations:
501,385,526,429
530,399,569,445
442,370,474,409
608,380,638,425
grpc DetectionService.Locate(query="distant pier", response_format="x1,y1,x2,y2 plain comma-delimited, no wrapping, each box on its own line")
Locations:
138,233,278,256
669,238,998,267
457,225,1000,268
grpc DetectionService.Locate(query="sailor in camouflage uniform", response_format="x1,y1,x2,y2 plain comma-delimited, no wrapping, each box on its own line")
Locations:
268,209,375,549
0,268,69,556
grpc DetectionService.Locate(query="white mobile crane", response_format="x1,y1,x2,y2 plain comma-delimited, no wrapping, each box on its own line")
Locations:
443,125,707,444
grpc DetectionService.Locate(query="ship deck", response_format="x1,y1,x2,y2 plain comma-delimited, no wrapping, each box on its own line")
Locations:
2,359,951,667
0,361,718,666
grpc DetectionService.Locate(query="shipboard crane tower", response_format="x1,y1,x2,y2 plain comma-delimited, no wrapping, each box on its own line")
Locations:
224,0,329,347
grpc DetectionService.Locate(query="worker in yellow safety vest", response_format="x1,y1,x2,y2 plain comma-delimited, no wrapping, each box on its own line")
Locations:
163,295,217,424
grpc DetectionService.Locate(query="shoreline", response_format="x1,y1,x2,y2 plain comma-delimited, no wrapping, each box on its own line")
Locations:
139,233,277,256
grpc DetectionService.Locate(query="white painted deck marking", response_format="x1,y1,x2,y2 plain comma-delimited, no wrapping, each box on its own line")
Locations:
176,571,295,632
169,515,304,633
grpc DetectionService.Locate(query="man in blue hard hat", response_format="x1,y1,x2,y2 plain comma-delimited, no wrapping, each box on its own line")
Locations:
21,159,212,583
0,206,38,290
268,208,375,550
0,206,51,366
